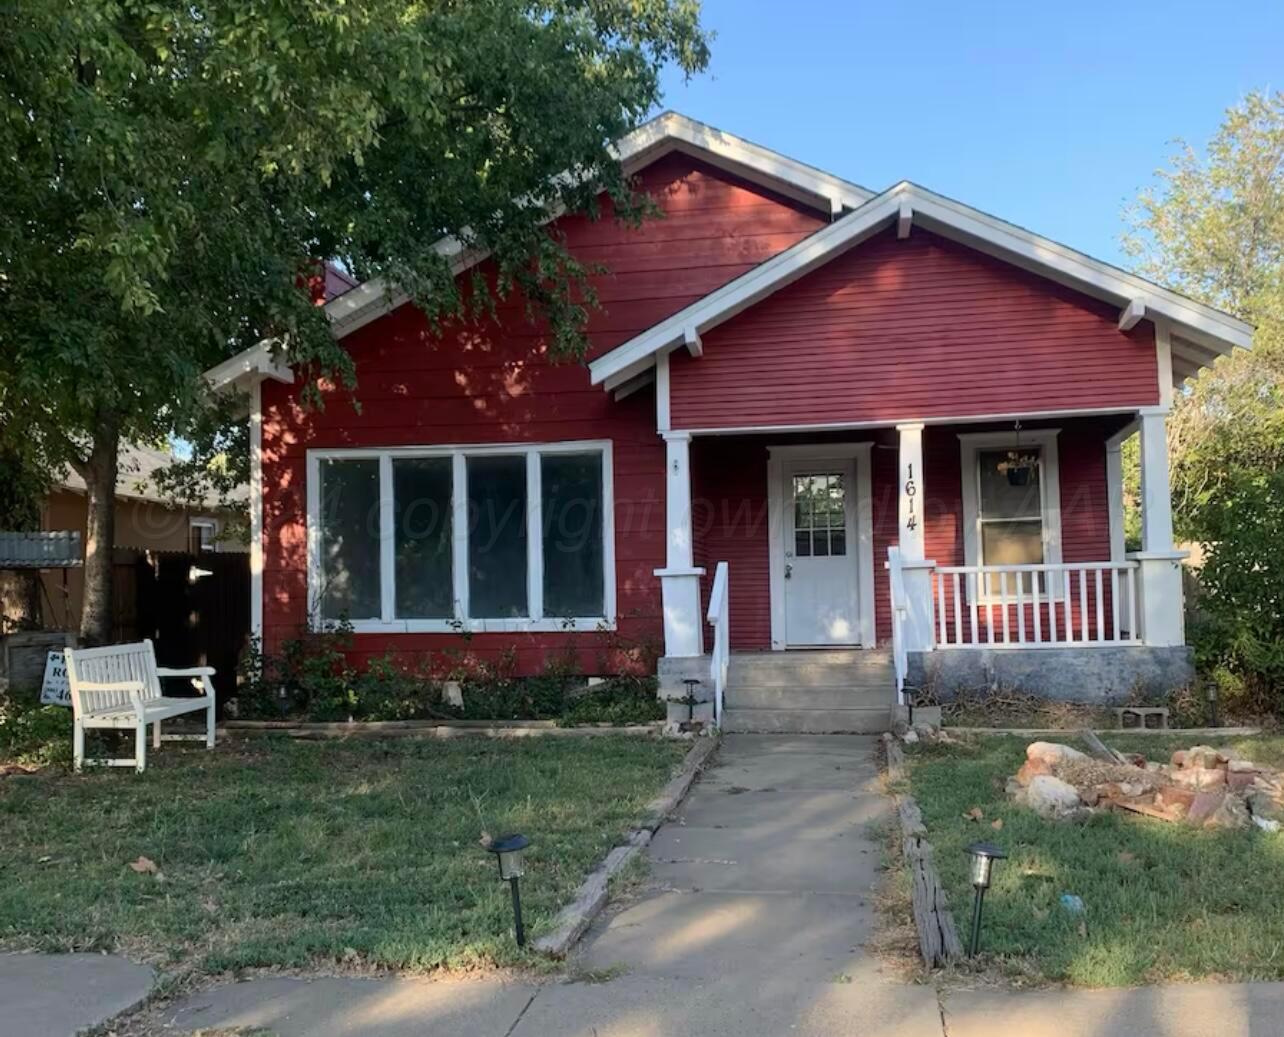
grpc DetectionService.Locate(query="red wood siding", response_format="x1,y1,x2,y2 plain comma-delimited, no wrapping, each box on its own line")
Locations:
669,228,1160,430
260,153,824,674
692,419,1117,650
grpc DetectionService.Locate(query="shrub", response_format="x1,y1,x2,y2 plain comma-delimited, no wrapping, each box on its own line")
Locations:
0,688,72,767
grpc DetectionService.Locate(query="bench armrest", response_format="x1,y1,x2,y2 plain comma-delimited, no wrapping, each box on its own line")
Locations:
156,666,216,678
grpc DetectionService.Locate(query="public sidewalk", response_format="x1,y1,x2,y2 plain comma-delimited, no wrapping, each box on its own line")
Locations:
9,735,1284,1035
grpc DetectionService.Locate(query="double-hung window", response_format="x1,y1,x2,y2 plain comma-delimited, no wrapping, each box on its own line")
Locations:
958,430,1062,599
309,441,614,631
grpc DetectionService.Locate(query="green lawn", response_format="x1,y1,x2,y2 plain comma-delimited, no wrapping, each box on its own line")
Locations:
0,735,687,975
903,733,1284,987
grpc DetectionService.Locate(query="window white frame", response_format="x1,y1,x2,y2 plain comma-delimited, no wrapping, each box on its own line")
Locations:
958,430,1062,601
189,518,219,553
306,440,616,634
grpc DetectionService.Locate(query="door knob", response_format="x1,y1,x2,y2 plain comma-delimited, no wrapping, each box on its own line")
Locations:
784,563,793,579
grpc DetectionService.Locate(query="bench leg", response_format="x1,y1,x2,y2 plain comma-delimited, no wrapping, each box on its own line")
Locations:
206,698,216,749
153,719,161,750
73,720,85,773
135,720,147,774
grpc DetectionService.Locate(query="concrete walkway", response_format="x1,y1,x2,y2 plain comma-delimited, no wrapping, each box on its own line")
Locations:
0,952,153,1037
21,734,1284,1035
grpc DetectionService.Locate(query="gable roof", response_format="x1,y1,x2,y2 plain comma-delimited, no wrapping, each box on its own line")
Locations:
588,181,1254,390
206,114,1252,396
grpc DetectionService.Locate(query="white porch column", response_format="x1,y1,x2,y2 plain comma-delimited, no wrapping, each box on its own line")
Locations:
896,423,935,651
654,431,705,658
1128,408,1186,646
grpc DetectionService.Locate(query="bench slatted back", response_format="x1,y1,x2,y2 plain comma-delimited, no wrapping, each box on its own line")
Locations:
64,640,161,717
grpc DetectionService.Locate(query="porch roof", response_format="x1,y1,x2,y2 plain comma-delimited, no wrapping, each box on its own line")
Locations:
588,181,1253,391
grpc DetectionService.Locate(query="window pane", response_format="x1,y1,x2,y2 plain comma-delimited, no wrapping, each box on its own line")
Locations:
830,530,846,557
467,455,528,618
795,531,811,557
393,458,453,619
319,458,381,621
981,519,1043,594
978,448,1042,519
541,453,604,617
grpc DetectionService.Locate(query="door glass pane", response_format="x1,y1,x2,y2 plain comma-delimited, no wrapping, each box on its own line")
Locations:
830,530,846,557
467,455,528,618
795,531,811,557
393,457,453,619
541,452,604,618
978,448,1042,519
318,458,381,621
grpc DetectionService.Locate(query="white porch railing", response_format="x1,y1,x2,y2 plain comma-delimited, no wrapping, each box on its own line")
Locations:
933,562,1140,648
886,547,909,701
706,561,730,728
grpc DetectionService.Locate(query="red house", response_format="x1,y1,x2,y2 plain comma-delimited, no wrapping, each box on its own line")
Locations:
207,113,1251,732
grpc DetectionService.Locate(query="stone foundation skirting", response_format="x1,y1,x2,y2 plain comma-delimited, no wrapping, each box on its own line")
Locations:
908,645,1195,703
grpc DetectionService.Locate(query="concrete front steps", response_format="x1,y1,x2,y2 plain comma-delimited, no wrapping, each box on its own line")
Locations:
721,649,895,734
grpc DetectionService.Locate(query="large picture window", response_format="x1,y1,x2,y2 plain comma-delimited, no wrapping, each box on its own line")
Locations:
959,430,1062,599
309,442,614,632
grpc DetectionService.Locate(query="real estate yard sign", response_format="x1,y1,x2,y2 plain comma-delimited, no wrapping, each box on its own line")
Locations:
40,651,71,707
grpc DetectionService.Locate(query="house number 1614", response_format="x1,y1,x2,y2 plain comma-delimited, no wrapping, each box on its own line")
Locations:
904,463,917,532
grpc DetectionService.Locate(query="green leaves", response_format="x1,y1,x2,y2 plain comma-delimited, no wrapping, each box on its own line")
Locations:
1,0,709,496
1128,91,1284,704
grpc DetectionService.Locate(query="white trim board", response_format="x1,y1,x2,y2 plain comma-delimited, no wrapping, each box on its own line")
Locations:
673,406,1138,438
588,181,1252,387
306,439,616,635
766,443,875,650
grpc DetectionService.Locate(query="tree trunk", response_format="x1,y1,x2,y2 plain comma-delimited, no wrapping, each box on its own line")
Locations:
78,417,119,646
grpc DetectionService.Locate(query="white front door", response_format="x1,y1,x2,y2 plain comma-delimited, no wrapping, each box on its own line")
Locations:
782,461,860,646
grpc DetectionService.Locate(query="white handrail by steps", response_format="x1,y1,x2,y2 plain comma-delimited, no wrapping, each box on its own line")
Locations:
706,561,730,728
885,547,909,704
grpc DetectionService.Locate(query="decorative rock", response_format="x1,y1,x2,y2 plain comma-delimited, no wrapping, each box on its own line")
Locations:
1026,742,1089,767
1186,790,1226,826
442,680,464,708
1170,766,1226,791
1228,759,1261,773
1246,789,1283,821
1205,793,1251,830
1015,758,1053,786
1229,770,1258,792
1156,786,1197,812
1183,746,1224,771
1020,775,1083,819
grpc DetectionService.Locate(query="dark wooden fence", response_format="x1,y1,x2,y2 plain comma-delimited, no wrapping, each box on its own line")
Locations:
134,552,250,711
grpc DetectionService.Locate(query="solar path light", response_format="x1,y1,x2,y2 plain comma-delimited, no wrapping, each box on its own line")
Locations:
487,834,530,947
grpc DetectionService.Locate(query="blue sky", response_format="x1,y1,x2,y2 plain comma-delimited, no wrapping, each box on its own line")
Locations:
659,0,1282,267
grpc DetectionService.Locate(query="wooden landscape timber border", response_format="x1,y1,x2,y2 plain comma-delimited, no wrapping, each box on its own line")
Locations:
533,735,719,959
220,719,664,740
882,732,964,967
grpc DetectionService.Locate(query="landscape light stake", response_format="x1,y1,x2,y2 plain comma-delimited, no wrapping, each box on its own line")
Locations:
682,678,701,724
964,841,1007,956
487,834,531,947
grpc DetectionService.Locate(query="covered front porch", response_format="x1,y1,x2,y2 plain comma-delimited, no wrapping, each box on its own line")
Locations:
654,408,1190,723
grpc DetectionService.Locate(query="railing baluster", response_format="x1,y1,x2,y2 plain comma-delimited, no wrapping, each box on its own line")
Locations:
1111,569,1121,643
1094,569,1105,643
952,572,962,645
968,572,979,645
937,571,948,645
1015,571,1027,644
1063,570,1074,643
1000,572,1010,644
1127,565,1138,641
1032,570,1042,643
1078,569,1088,644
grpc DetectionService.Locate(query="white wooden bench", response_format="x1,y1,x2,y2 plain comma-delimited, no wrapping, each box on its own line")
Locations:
64,639,217,773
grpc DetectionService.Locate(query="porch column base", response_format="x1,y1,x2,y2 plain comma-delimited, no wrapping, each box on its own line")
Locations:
1128,551,1188,647
657,654,714,723
901,558,937,653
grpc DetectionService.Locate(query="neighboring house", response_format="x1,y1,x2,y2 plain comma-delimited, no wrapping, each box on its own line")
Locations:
37,443,244,631
207,113,1251,730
